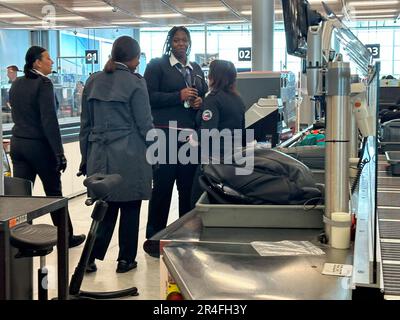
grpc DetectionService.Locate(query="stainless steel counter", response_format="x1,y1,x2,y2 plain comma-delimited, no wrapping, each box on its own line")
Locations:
156,210,352,300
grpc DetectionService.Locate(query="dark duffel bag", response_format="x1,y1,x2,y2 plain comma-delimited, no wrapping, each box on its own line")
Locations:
379,109,400,124
201,148,322,205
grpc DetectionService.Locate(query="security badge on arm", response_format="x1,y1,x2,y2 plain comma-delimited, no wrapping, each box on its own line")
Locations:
202,109,213,121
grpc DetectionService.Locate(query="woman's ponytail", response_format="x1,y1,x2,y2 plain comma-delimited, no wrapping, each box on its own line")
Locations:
104,36,140,74
104,58,116,73
24,46,46,78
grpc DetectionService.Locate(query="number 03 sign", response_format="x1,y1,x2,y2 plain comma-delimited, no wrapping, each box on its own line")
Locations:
365,44,380,59
238,47,252,61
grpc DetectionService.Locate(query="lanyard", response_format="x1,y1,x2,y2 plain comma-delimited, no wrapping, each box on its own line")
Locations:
175,64,192,87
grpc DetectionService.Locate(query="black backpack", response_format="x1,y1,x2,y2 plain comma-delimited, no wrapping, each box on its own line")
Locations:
201,148,322,205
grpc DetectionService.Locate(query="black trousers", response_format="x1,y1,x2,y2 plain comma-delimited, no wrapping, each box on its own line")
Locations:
10,136,74,235
146,132,197,239
91,200,141,262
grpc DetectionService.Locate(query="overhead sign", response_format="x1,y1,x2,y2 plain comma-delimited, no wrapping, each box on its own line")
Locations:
365,44,380,59
238,47,252,62
85,50,98,64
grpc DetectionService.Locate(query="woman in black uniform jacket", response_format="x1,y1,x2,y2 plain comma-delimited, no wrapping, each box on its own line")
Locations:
143,26,208,257
9,46,85,248
191,59,246,207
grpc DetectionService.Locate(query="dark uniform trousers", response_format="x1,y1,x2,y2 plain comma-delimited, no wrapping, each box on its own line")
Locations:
146,133,197,239
91,200,142,262
10,136,74,235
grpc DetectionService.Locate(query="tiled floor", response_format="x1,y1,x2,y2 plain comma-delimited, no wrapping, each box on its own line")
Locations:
33,188,180,300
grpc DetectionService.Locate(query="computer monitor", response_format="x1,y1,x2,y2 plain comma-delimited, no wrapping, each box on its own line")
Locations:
281,0,322,58
237,73,281,111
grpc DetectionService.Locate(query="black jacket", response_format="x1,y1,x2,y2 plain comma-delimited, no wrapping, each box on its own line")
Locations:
9,71,63,156
196,90,245,132
196,90,246,159
144,55,208,129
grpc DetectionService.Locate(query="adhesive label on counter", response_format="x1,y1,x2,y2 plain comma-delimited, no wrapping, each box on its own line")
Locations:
322,263,353,277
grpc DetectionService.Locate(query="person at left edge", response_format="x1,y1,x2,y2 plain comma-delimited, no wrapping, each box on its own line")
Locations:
9,46,86,249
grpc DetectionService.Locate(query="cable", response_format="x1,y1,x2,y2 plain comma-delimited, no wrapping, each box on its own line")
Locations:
351,157,370,194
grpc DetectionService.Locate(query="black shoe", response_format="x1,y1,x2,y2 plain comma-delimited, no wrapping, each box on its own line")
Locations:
86,260,97,273
69,234,86,248
116,260,137,273
143,239,160,258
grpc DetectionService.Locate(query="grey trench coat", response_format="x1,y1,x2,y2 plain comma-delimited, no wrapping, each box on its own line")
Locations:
80,64,154,202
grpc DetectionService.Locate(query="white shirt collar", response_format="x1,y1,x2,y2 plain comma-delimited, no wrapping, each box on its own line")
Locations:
115,61,129,69
169,53,193,70
32,69,47,77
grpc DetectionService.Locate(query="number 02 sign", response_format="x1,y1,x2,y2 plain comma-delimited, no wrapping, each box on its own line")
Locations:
365,44,380,59
238,47,252,61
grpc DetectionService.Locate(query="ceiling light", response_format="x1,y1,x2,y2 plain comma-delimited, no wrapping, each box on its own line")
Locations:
51,16,87,21
0,13,27,18
140,13,182,18
354,14,396,18
353,9,399,14
183,7,228,13
113,21,149,25
307,0,337,3
12,20,43,25
0,0,45,3
35,25,68,29
241,9,283,15
4,27,32,29
71,6,113,12
347,1,399,6
207,20,246,24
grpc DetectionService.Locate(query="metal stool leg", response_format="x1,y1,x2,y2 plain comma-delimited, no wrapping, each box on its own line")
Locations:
38,256,48,301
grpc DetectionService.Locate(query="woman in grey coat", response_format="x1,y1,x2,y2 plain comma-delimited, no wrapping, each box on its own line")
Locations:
79,36,154,273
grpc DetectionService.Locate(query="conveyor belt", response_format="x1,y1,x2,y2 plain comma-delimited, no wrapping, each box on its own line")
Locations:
378,158,400,298
382,265,400,296
378,191,400,207
379,176,400,188
378,208,400,220
379,221,400,239
381,242,400,261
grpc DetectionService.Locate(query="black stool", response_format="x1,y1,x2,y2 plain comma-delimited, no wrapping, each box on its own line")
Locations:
10,224,57,300
68,173,138,299
6,176,57,300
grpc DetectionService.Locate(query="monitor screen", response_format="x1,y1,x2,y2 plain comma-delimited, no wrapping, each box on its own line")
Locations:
236,75,281,110
281,0,322,58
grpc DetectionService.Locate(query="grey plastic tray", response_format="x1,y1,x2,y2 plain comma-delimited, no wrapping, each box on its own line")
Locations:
195,193,324,229
381,142,400,153
385,151,400,175
312,170,325,184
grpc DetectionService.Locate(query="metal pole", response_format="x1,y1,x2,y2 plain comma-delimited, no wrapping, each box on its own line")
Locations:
204,24,208,66
325,60,351,243
252,0,274,71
